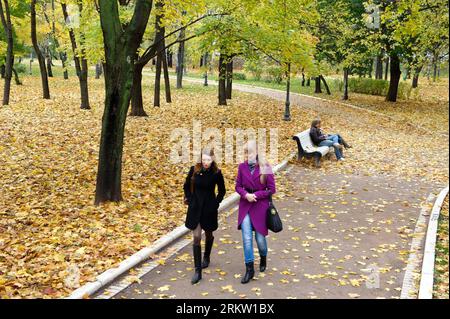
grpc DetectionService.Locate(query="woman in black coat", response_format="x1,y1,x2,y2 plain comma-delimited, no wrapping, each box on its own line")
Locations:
183,148,226,284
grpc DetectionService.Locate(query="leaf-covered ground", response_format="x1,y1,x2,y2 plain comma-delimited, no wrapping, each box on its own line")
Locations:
0,75,448,298
334,80,449,135
169,69,449,134
434,196,449,299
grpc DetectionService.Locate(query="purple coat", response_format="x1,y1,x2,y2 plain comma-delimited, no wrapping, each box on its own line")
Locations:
235,161,276,236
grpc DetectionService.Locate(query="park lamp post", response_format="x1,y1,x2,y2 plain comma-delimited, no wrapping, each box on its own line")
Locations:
283,62,292,121
203,52,208,86
282,0,292,122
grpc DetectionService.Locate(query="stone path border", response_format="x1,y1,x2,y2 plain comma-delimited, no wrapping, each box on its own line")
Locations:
400,192,438,299
66,152,296,299
418,186,449,299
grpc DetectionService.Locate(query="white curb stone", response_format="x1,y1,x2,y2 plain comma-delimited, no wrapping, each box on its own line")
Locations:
400,192,437,299
418,186,449,299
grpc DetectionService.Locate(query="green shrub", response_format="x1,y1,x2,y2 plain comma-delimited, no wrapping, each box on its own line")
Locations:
14,63,27,74
336,77,412,99
264,65,283,84
233,72,246,80
244,61,262,81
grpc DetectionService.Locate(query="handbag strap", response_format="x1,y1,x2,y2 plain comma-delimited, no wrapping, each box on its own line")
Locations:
265,179,273,203
262,169,273,203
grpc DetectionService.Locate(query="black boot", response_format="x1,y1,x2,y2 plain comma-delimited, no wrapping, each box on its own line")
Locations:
259,255,267,272
341,138,352,149
241,262,255,284
191,245,202,284
201,237,214,269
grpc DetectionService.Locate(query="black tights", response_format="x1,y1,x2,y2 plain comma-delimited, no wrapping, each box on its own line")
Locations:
192,224,213,246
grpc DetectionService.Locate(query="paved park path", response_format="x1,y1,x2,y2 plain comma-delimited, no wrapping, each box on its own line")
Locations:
87,72,447,300
95,163,442,299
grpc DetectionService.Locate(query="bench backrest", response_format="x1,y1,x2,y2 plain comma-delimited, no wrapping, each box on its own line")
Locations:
294,129,315,150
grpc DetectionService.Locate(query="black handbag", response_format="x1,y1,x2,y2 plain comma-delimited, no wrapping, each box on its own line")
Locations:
266,192,283,233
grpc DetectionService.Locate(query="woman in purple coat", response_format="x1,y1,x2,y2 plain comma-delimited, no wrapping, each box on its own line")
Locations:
235,140,276,284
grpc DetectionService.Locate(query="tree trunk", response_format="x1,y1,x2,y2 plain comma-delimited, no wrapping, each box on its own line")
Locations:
320,75,331,95
80,59,90,109
176,27,185,89
95,0,153,204
1,64,5,78
12,67,21,85
412,65,422,88
342,68,349,100
60,51,69,79
162,45,171,103
384,57,389,80
95,62,131,203
283,63,291,121
46,55,53,77
203,53,208,86
130,63,147,117
78,2,90,109
375,54,383,79
153,4,166,107
386,53,401,102
218,53,227,105
314,76,322,93
306,77,310,86
31,0,50,99
301,72,305,86
167,49,173,68
368,59,373,78
95,63,103,79
433,60,438,82
0,0,14,105
154,52,162,107
226,58,233,99
62,3,89,109
412,73,419,88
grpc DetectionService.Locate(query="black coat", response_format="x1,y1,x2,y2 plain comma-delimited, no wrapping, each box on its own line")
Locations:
183,166,226,231
310,126,327,145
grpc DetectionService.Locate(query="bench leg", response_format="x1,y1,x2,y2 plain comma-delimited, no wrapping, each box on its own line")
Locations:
314,154,321,168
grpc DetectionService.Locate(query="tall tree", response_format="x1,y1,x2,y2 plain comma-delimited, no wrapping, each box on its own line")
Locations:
95,0,153,204
31,0,50,99
218,52,227,105
176,22,185,89
161,42,171,103
153,0,167,107
0,0,13,105
61,1,90,109
225,56,233,99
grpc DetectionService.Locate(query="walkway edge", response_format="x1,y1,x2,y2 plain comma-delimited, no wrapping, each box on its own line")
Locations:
66,152,296,299
400,192,436,299
418,186,449,299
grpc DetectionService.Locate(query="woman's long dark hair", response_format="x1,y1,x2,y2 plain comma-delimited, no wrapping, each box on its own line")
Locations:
190,148,219,193
311,119,321,128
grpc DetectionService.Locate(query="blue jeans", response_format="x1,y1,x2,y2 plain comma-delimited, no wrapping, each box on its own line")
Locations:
319,134,343,160
241,213,267,263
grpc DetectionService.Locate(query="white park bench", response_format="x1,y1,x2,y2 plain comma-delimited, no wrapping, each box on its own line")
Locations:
292,129,332,167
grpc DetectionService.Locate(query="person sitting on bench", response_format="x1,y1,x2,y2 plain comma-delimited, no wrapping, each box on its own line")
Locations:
309,119,352,162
